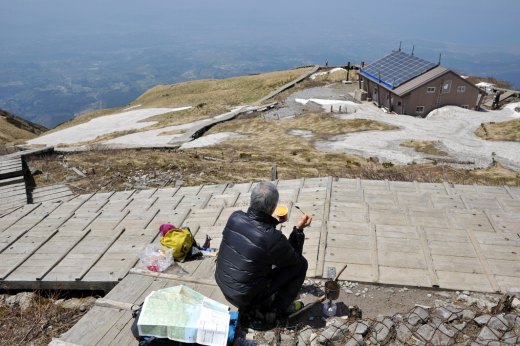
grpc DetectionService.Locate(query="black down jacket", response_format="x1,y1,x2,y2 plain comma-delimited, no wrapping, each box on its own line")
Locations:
215,207,305,308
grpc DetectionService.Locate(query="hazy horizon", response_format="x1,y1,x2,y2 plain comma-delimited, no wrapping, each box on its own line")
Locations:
1,0,519,127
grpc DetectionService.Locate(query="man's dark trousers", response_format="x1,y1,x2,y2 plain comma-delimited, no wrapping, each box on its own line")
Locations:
252,256,308,311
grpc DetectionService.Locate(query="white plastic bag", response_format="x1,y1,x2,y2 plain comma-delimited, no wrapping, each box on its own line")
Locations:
139,244,174,272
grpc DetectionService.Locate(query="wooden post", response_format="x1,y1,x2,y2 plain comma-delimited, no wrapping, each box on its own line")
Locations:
271,164,278,180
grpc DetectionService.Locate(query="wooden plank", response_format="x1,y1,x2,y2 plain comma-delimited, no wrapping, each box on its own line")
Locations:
316,176,332,278
75,228,126,281
33,191,76,203
417,226,439,287
100,276,173,345
31,184,71,195
0,229,59,280
129,267,217,286
0,176,24,187
58,306,127,346
465,229,500,292
36,229,92,280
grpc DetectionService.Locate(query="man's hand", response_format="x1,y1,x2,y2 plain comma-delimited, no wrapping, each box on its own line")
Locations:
296,214,312,231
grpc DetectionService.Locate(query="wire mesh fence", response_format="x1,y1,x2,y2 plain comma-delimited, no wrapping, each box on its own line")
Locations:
242,297,520,346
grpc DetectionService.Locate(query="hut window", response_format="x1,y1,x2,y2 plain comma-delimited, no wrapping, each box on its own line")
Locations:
427,87,436,93
416,106,425,114
397,101,402,106
461,105,469,109
442,80,452,93
457,86,466,93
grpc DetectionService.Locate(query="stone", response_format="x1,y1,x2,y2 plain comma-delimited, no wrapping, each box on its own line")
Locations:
396,323,412,343
462,290,470,295
320,325,344,342
345,334,365,346
477,326,501,341
436,292,451,299
408,306,430,326
487,315,509,332
474,314,492,326
371,321,392,344
430,330,455,346
504,313,520,330
344,289,353,294
246,331,255,341
416,324,435,342
462,309,475,320
434,307,454,321
264,331,275,344
502,331,519,345
58,297,96,310
280,333,293,344
5,292,36,312
453,322,466,331
348,321,369,336
309,332,319,346
297,327,312,345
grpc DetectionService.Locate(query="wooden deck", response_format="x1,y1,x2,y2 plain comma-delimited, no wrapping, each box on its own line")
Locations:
0,147,69,215
0,155,27,214
52,265,231,346
20,177,516,345
1,177,519,295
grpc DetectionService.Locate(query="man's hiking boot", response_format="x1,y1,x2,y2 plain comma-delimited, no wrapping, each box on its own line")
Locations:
240,307,278,331
285,300,304,314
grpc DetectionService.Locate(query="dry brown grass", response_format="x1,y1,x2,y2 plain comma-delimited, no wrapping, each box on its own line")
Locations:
475,119,520,142
0,117,38,145
0,294,87,346
400,140,448,156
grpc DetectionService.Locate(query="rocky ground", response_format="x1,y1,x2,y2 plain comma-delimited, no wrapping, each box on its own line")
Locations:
0,292,96,345
236,280,520,346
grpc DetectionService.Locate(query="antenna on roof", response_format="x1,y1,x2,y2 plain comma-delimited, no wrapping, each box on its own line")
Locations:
438,53,442,65
398,41,402,52
411,45,415,56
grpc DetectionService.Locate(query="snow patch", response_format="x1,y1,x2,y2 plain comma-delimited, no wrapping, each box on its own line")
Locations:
309,68,346,80
28,107,191,145
288,129,314,138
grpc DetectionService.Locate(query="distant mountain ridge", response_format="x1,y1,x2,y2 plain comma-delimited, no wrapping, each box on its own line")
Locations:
0,109,47,146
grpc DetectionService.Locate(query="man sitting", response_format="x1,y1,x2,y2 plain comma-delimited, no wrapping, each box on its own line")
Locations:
215,182,312,318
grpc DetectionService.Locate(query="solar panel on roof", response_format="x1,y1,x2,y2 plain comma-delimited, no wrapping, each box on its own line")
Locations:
360,51,436,89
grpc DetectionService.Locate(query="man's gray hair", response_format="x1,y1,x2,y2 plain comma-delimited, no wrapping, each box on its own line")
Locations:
250,182,279,214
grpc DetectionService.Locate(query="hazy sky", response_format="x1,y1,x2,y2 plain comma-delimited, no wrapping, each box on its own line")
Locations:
2,0,518,55
1,0,519,126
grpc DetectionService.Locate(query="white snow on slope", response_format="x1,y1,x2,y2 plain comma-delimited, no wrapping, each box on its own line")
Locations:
309,68,346,80
103,119,209,148
311,103,520,170
27,107,191,145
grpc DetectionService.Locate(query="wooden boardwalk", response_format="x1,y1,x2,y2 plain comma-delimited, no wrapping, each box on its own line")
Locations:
1,177,519,294
0,147,74,215
49,177,520,345
52,266,230,346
